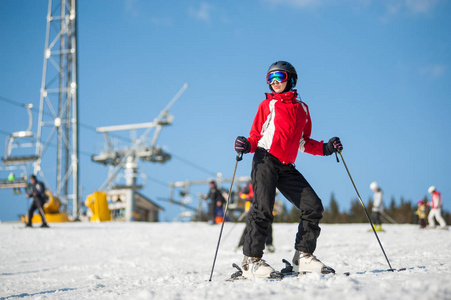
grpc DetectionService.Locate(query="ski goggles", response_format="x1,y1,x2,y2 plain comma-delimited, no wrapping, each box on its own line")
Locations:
266,71,288,84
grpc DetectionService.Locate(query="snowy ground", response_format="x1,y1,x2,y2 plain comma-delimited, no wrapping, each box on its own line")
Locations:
1,222,450,300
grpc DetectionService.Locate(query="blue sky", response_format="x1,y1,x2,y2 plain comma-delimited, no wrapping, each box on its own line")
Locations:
1,0,450,222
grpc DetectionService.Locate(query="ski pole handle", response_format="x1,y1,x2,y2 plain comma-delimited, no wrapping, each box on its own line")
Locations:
236,152,243,161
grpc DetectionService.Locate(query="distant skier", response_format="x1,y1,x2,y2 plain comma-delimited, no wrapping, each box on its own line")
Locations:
370,182,384,232
415,199,427,229
234,61,342,278
427,186,447,229
8,172,21,194
25,175,49,228
205,181,225,225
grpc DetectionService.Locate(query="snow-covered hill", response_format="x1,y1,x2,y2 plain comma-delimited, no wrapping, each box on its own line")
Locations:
1,222,450,300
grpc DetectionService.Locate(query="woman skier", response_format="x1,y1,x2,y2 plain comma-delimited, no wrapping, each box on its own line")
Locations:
234,61,343,278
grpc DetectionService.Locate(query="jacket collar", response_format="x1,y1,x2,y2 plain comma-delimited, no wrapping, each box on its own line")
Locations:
265,90,298,103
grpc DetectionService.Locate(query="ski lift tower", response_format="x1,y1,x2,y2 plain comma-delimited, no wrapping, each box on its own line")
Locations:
92,83,189,221
168,175,251,221
34,0,79,218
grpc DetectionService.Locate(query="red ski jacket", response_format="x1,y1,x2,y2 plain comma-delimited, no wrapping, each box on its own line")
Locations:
430,191,442,209
247,90,324,165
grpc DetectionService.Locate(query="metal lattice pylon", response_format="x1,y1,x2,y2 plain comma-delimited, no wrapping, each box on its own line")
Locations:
35,0,79,218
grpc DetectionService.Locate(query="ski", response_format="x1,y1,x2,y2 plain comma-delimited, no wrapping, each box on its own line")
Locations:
280,258,407,277
226,263,284,282
226,259,335,282
13,225,50,229
279,259,335,277
343,267,407,276
227,259,408,281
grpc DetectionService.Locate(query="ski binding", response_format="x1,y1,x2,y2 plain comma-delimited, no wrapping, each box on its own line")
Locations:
227,259,335,281
227,263,284,281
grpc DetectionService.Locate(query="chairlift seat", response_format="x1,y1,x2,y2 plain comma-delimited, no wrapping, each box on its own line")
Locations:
0,179,28,189
2,155,39,165
11,131,34,138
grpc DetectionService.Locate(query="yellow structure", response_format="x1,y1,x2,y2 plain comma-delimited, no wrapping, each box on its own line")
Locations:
85,191,111,222
43,190,61,214
22,190,70,223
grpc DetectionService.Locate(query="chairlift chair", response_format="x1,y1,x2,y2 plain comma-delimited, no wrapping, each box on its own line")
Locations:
2,104,39,165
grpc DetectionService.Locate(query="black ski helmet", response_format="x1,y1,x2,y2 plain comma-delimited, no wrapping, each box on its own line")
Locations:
267,61,298,92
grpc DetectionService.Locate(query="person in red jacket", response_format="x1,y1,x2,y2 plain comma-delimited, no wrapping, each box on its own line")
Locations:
427,186,447,229
234,61,343,278
236,181,275,253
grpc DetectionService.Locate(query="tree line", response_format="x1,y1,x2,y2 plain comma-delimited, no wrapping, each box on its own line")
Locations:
274,193,451,225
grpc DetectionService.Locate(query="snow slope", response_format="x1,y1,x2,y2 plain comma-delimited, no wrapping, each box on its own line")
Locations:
1,222,450,300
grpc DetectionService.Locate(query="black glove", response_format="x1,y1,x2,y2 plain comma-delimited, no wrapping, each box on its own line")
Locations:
234,136,251,154
323,137,343,156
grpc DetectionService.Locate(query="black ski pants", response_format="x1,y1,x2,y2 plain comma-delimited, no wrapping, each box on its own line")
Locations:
243,148,324,258
27,198,48,225
238,219,273,247
371,211,382,225
207,202,215,223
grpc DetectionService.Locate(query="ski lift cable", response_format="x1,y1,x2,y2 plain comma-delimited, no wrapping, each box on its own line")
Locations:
171,153,217,177
0,95,218,176
1,128,216,177
146,175,170,188
0,129,12,136
0,95,133,143
0,95,32,109
0,129,90,158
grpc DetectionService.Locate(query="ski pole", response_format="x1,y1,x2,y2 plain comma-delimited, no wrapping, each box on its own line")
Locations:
222,209,247,242
337,150,394,271
208,152,243,281
380,210,398,224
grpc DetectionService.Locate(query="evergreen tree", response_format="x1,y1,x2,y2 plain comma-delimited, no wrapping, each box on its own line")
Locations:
273,202,287,223
388,196,396,212
322,193,341,223
286,205,301,223
272,193,449,225
348,198,368,223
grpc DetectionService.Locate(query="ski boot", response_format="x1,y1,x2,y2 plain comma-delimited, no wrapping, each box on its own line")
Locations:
375,225,384,232
292,250,335,275
266,244,276,253
242,256,275,278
